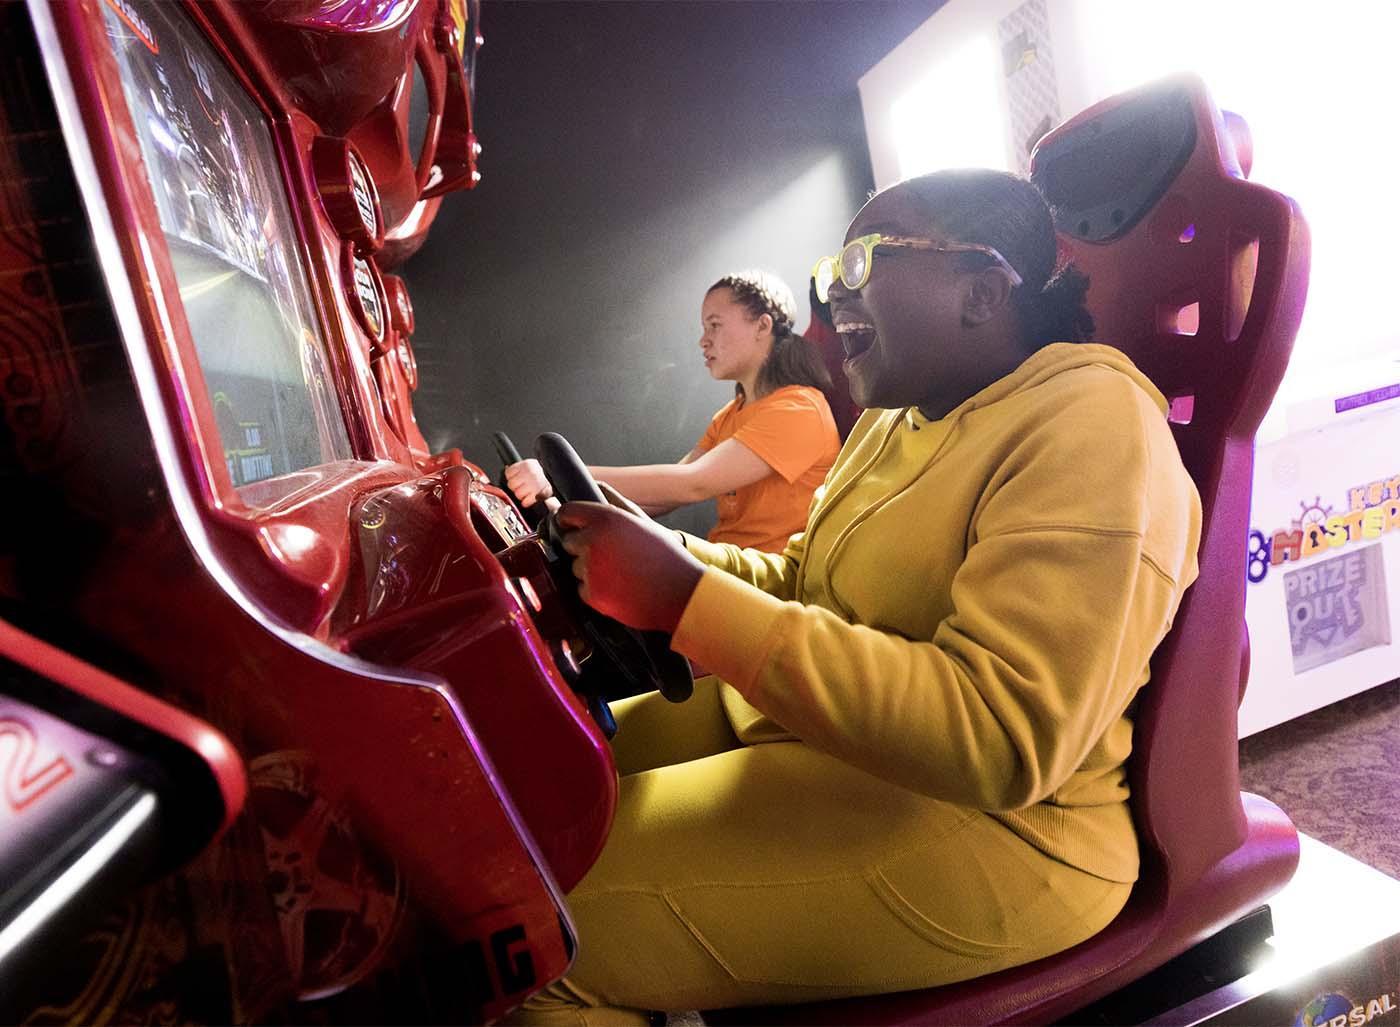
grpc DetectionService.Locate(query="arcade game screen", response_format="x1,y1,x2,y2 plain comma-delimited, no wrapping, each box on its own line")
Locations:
99,0,353,494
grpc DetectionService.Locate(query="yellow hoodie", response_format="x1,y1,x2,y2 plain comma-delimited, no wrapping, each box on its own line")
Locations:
671,343,1202,883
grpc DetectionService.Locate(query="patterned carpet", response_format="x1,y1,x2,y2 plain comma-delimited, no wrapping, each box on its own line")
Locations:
1238,678,1400,880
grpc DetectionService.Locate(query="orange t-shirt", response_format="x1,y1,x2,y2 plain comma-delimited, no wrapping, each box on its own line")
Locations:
695,385,841,553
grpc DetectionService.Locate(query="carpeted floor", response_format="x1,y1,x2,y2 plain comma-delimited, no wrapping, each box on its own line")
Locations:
1238,678,1400,880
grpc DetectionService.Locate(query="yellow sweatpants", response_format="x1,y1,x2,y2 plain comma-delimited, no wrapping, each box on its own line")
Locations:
507,678,1130,1027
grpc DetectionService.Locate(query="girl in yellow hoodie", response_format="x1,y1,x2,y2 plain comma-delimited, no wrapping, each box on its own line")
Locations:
510,170,1202,1026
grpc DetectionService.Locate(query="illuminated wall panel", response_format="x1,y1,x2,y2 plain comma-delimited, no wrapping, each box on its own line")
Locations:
859,0,1400,429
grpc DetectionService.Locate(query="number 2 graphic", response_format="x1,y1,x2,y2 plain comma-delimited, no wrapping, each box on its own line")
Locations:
0,717,75,812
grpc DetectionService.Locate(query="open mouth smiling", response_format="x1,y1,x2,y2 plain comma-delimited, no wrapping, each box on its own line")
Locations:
834,317,877,361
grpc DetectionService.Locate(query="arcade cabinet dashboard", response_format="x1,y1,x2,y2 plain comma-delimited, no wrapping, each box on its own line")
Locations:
1,0,615,1019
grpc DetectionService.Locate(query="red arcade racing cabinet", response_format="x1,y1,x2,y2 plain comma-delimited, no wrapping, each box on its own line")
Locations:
0,0,635,1021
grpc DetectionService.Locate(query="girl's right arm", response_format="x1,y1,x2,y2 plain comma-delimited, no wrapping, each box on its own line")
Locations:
505,439,772,517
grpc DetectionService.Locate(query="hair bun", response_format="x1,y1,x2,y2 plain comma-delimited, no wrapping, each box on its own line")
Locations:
1032,263,1095,342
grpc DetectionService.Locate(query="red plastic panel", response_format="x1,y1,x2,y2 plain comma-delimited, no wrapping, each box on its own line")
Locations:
2,0,596,1019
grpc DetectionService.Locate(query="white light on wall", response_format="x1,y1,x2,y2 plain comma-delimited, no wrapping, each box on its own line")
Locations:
864,0,1400,425
1056,0,1400,422
891,34,1008,180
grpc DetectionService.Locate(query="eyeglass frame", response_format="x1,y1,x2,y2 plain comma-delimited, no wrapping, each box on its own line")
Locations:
812,233,1024,304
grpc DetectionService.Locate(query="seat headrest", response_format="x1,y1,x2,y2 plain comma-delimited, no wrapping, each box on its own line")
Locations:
1029,74,1309,478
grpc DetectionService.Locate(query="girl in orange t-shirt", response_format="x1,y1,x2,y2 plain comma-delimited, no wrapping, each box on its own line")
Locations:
506,270,841,553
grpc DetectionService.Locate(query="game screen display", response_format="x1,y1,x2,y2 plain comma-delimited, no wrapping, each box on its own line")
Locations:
99,0,354,495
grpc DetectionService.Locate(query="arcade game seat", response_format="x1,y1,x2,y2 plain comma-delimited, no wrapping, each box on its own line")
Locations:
705,73,1311,1027
802,280,862,441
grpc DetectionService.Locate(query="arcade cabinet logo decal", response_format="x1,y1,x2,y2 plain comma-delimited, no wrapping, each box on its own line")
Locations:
102,0,158,55
1250,475,1396,673
1249,473,1400,584
1295,990,1398,1027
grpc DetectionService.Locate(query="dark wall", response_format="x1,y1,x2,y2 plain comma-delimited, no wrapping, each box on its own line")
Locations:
402,0,944,535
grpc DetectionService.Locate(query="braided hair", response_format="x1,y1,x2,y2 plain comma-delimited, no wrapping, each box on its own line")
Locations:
708,269,832,401
900,169,1095,349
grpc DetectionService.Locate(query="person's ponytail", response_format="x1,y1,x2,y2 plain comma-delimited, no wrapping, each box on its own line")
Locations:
753,320,832,399
1016,263,1095,347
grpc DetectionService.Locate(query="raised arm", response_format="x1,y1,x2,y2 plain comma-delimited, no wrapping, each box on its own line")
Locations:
504,440,772,516
590,438,771,512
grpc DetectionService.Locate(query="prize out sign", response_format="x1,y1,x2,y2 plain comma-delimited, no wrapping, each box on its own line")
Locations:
1283,544,1390,673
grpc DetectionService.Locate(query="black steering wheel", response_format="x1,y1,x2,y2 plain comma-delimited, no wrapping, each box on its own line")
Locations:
493,431,694,731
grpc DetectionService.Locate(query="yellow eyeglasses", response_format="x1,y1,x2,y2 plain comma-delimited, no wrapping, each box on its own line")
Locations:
812,233,1023,304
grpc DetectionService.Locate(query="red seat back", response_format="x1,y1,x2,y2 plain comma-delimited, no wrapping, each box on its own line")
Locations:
1039,72,1308,903
802,286,862,441
705,74,1309,1026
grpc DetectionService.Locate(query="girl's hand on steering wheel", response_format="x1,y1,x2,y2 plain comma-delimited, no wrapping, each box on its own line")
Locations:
505,458,554,508
554,501,705,634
